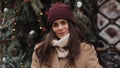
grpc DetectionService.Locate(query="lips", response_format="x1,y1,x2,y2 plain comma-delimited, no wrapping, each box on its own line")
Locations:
58,32,65,34
58,32,67,36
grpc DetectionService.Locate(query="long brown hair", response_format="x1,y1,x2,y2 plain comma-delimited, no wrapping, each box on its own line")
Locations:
35,20,86,67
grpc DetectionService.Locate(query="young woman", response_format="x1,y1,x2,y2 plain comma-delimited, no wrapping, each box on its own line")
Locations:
31,2,103,68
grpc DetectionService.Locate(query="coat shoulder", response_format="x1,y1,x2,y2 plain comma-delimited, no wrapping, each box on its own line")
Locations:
80,42,93,50
34,42,43,50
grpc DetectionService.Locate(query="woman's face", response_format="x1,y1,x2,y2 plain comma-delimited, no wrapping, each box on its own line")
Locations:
52,19,69,39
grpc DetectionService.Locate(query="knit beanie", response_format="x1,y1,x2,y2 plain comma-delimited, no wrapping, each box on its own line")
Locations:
47,2,75,27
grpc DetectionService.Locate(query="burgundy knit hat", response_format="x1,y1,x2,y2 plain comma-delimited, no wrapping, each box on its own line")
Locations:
47,2,75,27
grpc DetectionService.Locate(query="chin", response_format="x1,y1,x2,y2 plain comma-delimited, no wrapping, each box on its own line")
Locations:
57,33,69,39
58,35,66,39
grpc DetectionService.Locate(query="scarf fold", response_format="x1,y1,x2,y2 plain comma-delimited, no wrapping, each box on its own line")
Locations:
51,34,70,58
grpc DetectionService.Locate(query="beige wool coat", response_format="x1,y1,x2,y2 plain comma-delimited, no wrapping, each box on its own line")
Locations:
31,43,103,68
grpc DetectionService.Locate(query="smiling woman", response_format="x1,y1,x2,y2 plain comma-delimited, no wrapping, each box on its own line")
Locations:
31,2,103,68
52,19,69,39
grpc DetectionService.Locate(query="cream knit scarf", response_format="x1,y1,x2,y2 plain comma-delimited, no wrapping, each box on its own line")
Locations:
52,34,70,58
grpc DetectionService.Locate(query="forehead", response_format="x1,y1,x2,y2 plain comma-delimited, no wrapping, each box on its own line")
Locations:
53,19,67,23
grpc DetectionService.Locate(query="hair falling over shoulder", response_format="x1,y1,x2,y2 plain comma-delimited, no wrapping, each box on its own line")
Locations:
64,22,86,67
35,31,56,66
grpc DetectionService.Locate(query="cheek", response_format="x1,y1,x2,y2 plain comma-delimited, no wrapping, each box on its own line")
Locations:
52,27,57,33
66,25,69,32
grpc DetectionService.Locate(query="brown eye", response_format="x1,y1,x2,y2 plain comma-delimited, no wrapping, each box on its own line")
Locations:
52,23,58,27
61,20,68,25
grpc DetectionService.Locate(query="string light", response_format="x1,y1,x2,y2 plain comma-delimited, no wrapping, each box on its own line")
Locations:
4,1,7,4
13,20,16,25
12,29,15,31
16,9,19,13
37,19,40,22
40,26,42,29
40,12,43,15
14,22,16,25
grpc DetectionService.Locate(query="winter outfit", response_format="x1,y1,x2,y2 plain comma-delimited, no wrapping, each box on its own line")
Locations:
31,2,102,68
31,35,102,68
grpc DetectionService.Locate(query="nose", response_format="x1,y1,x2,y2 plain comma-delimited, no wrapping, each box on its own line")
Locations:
58,24,63,30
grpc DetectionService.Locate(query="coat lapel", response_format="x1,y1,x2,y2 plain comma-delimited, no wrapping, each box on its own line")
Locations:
51,52,61,68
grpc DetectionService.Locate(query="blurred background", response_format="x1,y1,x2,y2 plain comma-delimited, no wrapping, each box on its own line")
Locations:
0,0,120,68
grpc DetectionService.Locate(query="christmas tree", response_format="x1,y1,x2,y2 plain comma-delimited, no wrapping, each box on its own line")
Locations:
73,1,97,44
0,0,45,68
